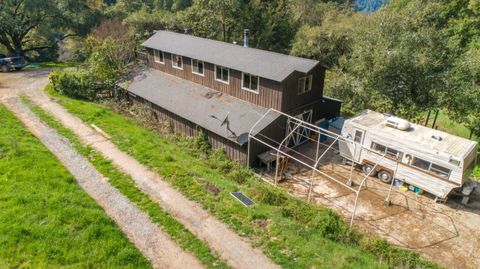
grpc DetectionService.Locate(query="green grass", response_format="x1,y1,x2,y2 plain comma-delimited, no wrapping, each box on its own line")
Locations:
24,61,81,70
0,104,150,268
21,96,229,269
45,84,440,269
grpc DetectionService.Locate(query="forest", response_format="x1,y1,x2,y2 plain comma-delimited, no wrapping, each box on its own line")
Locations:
1,0,479,137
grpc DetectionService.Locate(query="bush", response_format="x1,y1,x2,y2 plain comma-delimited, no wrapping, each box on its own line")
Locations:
248,183,288,206
207,149,235,172
359,237,440,269
50,68,105,100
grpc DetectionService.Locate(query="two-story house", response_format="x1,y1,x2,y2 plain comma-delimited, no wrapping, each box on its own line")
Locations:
124,30,341,165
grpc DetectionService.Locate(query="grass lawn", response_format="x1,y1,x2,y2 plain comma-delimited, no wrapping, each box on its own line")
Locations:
45,85,439,269
0,104,150,268
21,97,228,269
24,61,81,70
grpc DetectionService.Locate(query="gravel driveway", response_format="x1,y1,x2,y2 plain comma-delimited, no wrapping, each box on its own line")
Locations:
0,69,280,269
0,70,204,269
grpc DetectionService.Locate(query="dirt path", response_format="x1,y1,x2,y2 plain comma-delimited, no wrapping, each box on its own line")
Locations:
0,72,204,269
261,142,480,269
0,69,279,269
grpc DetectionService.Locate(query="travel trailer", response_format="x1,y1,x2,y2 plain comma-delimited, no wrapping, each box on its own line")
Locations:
338,110,478,200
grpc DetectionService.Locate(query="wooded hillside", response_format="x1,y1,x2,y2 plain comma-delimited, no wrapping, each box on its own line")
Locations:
1,0,478,137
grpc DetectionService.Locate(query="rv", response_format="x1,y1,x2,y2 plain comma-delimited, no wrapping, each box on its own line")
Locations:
338,110,478,200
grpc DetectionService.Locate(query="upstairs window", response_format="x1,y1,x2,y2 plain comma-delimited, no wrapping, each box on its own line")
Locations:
242,72,259,93
154,49,164,64
298,74,313,94
171,54,183,69
215,65,229,84
191,59,204,76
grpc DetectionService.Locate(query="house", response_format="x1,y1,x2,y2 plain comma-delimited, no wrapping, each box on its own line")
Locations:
124,30,341,165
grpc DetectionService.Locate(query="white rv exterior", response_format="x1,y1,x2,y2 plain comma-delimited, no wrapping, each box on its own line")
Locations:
338,110,478,199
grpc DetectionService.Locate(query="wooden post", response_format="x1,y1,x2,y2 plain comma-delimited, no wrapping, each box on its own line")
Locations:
425,110,431,126
431,110,439,129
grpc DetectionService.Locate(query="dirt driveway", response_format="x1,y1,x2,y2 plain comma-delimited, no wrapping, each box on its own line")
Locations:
260,142,480,269
0,69,280,269
0,70,204,269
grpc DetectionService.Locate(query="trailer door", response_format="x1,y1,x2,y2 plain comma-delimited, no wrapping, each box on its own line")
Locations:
353,129,365,161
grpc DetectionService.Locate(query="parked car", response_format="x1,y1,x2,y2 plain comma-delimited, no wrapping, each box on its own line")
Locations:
0,53,27,72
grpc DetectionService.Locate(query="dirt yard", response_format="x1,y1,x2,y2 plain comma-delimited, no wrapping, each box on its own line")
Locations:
259,142,480,269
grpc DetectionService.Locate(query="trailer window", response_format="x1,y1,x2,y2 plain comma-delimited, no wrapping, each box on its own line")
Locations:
386,147,403,160
371,142,403,160
411,157,451,179
371,142,386,153
354,130,363,143
411,157,430,170
430,164,451,178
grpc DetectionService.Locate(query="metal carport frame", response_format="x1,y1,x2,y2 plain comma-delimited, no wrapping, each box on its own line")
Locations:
248,109,397,228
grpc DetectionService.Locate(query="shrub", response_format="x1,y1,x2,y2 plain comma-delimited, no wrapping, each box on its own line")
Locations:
207,149,235,172
359,237,440,269
281,199,353,242
50,68,105,100
248,183,288,206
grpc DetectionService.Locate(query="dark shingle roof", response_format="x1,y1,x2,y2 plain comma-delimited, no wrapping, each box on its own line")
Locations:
126,68,279,145
142,30,320,82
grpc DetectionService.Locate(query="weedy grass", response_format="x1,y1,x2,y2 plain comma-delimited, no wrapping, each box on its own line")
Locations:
24,61,82,70
22,96,229,269
0,104,150,268
45,84,441,269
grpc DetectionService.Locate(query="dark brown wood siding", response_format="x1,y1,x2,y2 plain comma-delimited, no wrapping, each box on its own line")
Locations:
128,93,247,164
280,64,325,112
248,117,287,166
286,97,341,126
146,48,283,110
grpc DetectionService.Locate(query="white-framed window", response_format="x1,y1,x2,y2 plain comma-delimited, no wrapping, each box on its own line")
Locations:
171,53,183,70
215,65,229,84
298,74,313,94
191,59,204,76
153,49,164,64
370,142,404,160
241,72,259,93
411,157,451,179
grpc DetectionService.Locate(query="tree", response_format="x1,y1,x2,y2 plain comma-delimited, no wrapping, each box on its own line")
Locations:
86,20,136,82
444,43,480,137
0,0,101,57
179,0,240,42
179,0,296,53
290,7,356,68
124,6,180,39
325,0,453,119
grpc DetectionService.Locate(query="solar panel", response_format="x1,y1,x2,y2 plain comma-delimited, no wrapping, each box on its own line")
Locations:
230,192,254,207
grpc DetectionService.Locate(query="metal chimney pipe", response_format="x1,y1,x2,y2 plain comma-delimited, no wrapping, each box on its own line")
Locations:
243,29,250,47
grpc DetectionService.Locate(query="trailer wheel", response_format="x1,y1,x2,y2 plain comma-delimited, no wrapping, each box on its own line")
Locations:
377,170,392,184
362,164,376,176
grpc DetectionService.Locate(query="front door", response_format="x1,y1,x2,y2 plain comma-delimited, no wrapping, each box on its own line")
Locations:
286,110,313,147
